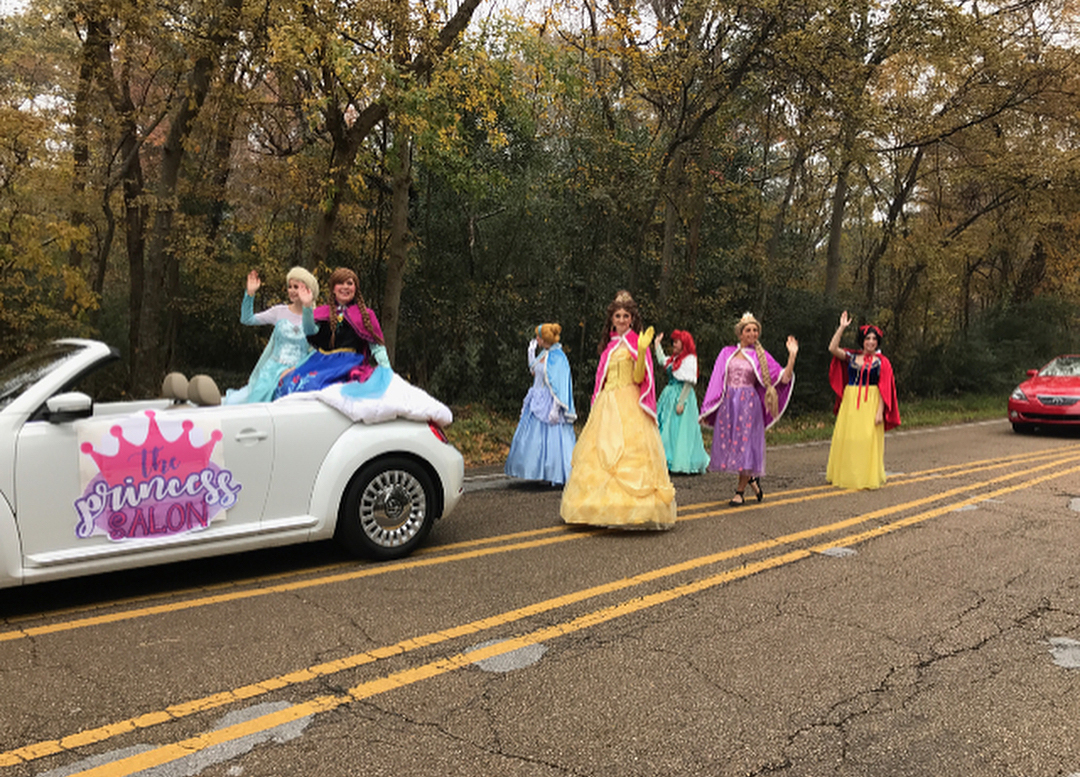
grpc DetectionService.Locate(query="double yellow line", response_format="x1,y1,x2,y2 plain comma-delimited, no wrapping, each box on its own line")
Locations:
3,446,1079,772
3,444,1074,644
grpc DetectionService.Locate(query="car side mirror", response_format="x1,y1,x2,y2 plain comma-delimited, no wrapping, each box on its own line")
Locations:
46,391,93,423
1026,369,1038,378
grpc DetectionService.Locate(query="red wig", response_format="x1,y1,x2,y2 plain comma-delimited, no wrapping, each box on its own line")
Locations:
666,330,697,375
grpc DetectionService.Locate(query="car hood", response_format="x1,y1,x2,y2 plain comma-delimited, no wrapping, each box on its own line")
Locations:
1020,375,1080,395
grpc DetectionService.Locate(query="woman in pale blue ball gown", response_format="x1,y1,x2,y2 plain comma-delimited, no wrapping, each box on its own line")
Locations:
504,323,577,486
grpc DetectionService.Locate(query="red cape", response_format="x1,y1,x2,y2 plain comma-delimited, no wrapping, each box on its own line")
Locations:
829,350,901,430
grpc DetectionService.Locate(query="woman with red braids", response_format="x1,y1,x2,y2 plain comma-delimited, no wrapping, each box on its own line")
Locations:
273,267,390,399
653,330,709,474
826,310,901,489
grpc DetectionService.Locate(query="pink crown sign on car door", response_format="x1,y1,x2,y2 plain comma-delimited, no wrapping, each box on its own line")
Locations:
74,410,242,541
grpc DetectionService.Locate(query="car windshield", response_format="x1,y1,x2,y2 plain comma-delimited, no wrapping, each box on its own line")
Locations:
0,342,85,410
1039,356,1080,378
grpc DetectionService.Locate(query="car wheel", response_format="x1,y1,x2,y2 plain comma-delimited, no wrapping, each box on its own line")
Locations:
336,457,437,560
1012,423,1034,434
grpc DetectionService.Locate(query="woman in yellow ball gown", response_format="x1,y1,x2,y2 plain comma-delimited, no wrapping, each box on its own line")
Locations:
826,310,901,489
560,290,676,530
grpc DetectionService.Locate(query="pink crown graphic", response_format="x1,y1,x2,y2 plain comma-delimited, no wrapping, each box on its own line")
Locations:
80,410,223,486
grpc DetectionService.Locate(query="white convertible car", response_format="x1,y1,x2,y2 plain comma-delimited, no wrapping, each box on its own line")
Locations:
0,340,465,589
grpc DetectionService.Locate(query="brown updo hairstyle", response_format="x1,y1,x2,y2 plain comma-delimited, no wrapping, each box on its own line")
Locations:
538,323,561,347
326,267,383,348
597,290,642,354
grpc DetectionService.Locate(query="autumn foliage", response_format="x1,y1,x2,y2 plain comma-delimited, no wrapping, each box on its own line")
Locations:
1,0,1078,412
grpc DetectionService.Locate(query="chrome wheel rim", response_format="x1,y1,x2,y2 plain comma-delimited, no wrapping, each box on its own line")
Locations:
358,469,427,548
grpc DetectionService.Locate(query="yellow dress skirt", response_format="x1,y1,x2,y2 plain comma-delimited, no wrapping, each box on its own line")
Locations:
560,348,677,529
826,384,886,489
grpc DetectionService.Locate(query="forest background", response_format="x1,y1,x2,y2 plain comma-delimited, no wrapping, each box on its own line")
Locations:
2,0,1078,424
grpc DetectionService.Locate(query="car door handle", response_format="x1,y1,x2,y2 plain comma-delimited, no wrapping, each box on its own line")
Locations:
235,429,269,443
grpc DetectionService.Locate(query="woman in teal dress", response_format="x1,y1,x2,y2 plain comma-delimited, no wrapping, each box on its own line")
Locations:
224,267,318,404
653,330,709,474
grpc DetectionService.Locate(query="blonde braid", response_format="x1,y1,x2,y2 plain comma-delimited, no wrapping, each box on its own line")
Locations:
754,342,779,418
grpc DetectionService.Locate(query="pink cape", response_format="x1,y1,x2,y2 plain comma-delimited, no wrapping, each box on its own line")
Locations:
312,304,384,383
699,345,793,430
312,304,384,343
593,331,658,420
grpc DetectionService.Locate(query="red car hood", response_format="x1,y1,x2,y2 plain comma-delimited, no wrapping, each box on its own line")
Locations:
1021,375,1080,395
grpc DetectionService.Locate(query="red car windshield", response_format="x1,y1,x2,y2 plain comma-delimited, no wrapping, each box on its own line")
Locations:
1039,357,1080,378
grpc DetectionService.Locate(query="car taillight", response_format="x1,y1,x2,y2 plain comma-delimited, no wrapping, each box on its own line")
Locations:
428,422,448,443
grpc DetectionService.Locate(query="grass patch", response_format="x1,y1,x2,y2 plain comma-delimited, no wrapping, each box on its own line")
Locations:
445,404,520,466
449,394,1006,466
764,393,1004,446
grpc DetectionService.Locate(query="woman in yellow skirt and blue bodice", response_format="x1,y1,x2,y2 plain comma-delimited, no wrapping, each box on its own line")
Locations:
560,290,676,530
826,311,901,489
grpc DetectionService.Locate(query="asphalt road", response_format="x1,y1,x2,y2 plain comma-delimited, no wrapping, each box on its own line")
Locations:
2,419,1079,777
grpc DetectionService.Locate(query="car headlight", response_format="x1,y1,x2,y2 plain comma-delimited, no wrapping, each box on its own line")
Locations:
1010,387,1027,401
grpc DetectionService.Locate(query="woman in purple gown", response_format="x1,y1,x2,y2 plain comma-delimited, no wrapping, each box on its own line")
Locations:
699,312,798,506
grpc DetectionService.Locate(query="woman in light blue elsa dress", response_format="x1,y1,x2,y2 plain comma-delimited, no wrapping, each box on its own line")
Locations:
224,267,318,404
504,323,577,485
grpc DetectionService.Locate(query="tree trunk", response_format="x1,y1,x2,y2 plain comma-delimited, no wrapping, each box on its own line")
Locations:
138,0,244,389
113,64,149,389
824,150,851,299
205,59,241,249
657,147,687,318
1012,240,1046,303
682,180,705,320
122,142,147,383
864,147,924,309
765,145,805,265
68,14,110,270
382,136,412,364
309,0,485,266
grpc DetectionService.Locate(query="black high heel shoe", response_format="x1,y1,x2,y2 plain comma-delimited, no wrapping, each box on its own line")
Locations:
729,490,746,507
748,477,764,502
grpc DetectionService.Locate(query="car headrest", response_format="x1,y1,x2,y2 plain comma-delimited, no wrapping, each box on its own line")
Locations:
161,372,189,402
187,374,221,406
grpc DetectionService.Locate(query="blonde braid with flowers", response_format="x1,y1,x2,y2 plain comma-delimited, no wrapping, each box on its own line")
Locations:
736,312,779,419
754,341,779,418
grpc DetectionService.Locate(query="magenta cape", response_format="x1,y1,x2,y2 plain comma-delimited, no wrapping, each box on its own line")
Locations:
312,304,384,343
593,331,658,420
312,304,383,383
699,345,793,430
829,350,901,431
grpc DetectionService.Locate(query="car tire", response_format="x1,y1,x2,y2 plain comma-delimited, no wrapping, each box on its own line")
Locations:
336,456,437,560
1012,423,1034,434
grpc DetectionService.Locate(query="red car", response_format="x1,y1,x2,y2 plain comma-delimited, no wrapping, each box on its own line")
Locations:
1008,355,1080,433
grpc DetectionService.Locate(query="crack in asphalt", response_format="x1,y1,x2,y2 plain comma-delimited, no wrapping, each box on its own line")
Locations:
738,590,1079,774
361,693,581,776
